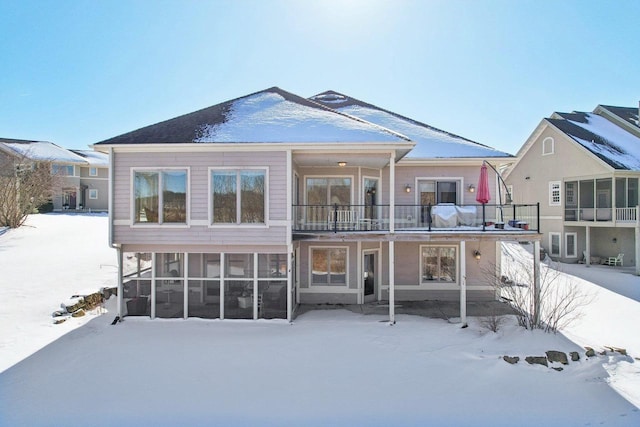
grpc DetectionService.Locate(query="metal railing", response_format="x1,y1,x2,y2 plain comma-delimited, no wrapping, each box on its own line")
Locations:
292,203,540,233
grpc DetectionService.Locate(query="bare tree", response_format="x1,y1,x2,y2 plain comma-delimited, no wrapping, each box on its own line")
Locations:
0,152,58,228
485,243,594,333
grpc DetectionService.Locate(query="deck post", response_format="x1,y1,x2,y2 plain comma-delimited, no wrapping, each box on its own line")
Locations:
635,206,640,276
460,240,467,327
533,240,541,326
585,227,591,266
117,247,123,317
389,152,395,234
389,240,395,325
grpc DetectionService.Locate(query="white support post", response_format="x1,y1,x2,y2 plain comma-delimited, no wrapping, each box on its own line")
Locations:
287,248,293,323
356,241,362,304
585,226,591,267
254,253,259,320
389,240,395,325
150,252,156,319
220,253,225,320
533,240,541,326
635,209,640,275
183,253,189,319
460,241,467,327
389,152,395,234
117,247,123,317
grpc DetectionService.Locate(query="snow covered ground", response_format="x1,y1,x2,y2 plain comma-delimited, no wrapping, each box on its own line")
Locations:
0,214,639,426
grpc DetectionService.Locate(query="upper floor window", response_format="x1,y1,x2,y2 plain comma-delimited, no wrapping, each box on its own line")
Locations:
134,169,188,224
52,164,74,176
89,167,98,176
542,137,554,155
306,177,352,206
549,181,561,206
211,169,266,224
418,180,458,205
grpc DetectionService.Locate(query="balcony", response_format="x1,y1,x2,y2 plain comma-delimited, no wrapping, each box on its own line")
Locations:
293,203,540,233
564,206,639,224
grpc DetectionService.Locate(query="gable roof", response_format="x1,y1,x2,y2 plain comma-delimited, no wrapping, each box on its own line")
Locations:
0,138,88,164
598,105,640,129
95,87,412,146
309,90,513,160
69,149,109,167
550,111,640,170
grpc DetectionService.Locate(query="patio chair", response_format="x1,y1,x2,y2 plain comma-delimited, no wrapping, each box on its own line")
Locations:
604,253,624,266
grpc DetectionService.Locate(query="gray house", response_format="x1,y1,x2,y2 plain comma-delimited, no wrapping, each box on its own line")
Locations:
94,87,541,323
505,104,640,272
0,138,109,211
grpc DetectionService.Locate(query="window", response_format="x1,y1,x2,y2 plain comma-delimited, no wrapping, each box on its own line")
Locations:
89,189,98,199
89,167,98,176
306,177,352,206
134,169,188,224
52,164,74,176
542,137,554,155
211,169,266,224
549,181,561,206
311,248,347,286
418,180,459,205
420,245,457,283
549,233,561,257
565,233,577,258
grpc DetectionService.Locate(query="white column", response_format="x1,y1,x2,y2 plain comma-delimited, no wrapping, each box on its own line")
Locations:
585,226,591,266
183,253,189,319
389,240,395,324
150,253,156,319
356,240,362,304
117,247,123,318
287,248,293,322
220,253,225,319
389,152,395,233
533,240,541,326
635,208,640,275
460,241,467,327
254,253,259,320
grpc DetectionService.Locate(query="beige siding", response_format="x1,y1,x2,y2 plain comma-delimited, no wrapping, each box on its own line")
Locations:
82,178,108,210
112,150,287,246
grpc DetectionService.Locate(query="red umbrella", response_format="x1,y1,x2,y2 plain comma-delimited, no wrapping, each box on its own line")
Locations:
476,163,491,204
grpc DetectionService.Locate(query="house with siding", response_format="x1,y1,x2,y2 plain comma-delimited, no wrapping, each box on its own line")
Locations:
0,138,109,211
94,87,541,323
504,104,640,273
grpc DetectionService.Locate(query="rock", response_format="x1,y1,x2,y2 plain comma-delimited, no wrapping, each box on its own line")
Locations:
570,352,580,362
546,351,568,365
71,309,86,318
52,310,66,318
525,356,548,367
605,346,627,356
552,367,564,372
585,347,596,357
503,356,520,364
54,318,67,325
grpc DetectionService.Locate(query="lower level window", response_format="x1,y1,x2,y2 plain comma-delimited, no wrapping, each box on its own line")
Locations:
311,247,347,286
549,233,561,257
421,245,457,283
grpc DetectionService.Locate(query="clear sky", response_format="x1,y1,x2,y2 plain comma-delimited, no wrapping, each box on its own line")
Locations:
1,0,638,154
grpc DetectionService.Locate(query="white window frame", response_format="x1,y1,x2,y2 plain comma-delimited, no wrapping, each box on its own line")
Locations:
89,189,98,199
419,244,458,285
309,246,349,288
208,167,269,227
549,181,561,206
564,232,577,258
415,177,463,205
89,167,98,177
549,232,561,257
542,137,554,156
304,175,354,205
130,167,190,227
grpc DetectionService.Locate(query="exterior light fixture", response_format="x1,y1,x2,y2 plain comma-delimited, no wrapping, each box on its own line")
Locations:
337,161,347,167
473,250,481,260
468,184,475,193
405,184,411,193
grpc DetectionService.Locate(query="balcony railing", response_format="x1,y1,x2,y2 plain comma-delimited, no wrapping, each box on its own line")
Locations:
293,203,540,233
564,206,639,223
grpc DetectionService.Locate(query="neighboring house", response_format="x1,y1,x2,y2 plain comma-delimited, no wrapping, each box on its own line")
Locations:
0,138,109,211
94,87,541,323
504,104,640,273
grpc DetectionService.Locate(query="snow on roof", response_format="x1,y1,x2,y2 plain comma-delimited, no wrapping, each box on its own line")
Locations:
552,112,640,170
1,140,87,164
193,91,409,143
310,91,512,160
70,150,109,167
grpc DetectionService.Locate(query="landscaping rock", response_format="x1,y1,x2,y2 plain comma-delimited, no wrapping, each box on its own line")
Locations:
585,347,596,357
546,351,568,365
605,346,627,356
54,318,67,325
552,367,564,372
525,356,548,367
503,356,520,364
71,309,85,318
570,352,580,362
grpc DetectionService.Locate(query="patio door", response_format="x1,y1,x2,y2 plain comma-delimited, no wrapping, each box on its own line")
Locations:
363,251,377,303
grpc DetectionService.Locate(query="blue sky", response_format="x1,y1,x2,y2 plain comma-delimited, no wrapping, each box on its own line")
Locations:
1,0,638,154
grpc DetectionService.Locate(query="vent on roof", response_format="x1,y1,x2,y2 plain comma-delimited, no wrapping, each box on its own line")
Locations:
312,93,347,103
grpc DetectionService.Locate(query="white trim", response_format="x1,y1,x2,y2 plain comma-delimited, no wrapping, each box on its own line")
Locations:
564,232,577,258
542,137,554,156
549,232,561,257
130,167,190,226
298,287,358,294
362,248,380,303
208,167,269,226
303,174,354,205
414,177,465,205
308,246,349,288
419,244,459,285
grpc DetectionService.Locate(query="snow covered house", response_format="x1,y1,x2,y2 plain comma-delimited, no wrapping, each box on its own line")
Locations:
94,87,541,323
0,138,109,211
504,104,640,273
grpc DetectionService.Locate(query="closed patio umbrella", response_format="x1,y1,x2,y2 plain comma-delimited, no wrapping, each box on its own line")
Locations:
476,163,491,204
